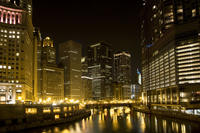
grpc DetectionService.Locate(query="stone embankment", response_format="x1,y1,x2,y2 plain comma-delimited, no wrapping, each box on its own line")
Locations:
132,106,200,122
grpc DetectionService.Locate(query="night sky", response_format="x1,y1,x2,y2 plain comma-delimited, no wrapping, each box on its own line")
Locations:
32,0,142,83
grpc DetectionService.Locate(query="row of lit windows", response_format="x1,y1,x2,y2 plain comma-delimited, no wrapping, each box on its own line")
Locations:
179,71,200,76
178,59,200,64
178,62,200,68
178,67,200,72
0,29,20,34
0,65,11,69
177,54,200,61
177,50,199,57
179,80,200,84
176,46,200,53
179,75,200,80
177,42,199,49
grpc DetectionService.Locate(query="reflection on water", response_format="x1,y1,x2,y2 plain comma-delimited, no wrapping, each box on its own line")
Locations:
24,107,200,133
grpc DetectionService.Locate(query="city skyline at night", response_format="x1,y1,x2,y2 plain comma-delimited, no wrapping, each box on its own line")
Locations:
1,0,200,133
32,0,143,83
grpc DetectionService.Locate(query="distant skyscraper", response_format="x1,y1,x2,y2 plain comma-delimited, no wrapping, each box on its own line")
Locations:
0,0,35,103
114,51,131,99
113,82,123,100
58,40,82,100
87,42,113,100
81,57,92,100
137,68,142,85
141,0,200,106
33,27,42,101
42,37,56,65
41,37,64,102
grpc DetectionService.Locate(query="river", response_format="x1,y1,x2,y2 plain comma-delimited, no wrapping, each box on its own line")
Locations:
21,107,200,133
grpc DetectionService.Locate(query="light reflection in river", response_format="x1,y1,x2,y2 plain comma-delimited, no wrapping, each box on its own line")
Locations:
24,107,200,133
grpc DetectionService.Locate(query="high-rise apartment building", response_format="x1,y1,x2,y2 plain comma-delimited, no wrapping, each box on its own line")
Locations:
113,51,131,99
141,0,200,108
41,37,64,102
58,40,82,100
87,42,113,100
0,0,35,103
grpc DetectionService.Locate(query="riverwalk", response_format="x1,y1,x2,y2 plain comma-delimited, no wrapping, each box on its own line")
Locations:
0,104,91,132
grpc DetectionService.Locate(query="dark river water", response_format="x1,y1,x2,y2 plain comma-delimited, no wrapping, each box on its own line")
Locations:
22,107,200,133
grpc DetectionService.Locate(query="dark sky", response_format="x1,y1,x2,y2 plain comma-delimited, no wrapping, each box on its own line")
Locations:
32,0,142,83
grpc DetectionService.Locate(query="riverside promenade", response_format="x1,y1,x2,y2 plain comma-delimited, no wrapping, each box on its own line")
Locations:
0,104,91,132
132,104,200,122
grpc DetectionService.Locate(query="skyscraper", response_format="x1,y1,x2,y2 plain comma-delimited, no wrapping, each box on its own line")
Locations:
33,27,42,101
41,37,64,102
114,51,131,99
81,57,92,100
141,0,200,107
58,40,82,100
0,0,35,103
87,42,113,100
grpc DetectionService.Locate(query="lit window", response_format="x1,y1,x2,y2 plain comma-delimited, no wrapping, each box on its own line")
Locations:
16,53,19,56
16,89,22,93
192,9,196,17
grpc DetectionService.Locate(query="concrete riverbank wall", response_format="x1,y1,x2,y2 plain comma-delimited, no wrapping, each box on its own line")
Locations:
132,106,200,122
0,104,91,132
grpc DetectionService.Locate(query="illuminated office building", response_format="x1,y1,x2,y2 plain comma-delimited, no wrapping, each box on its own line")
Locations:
81,57,92,100
141,0,200,107
87,42,113,100
41,37,64,102
33,27,42,101
114,51,131,99
58,40,82,100
112,82,123,100
0,0,35,103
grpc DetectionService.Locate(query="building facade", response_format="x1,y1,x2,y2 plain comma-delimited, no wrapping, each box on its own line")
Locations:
113,51,131,99
81,57,92,100
58,40,82,100
141,0,200,108
41,37,64,102
33,28,42,101
0,0,35,103
87,42,113,100
112,82,123,100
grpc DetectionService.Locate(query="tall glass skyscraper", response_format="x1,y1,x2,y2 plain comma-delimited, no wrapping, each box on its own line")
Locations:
141,0,200,108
